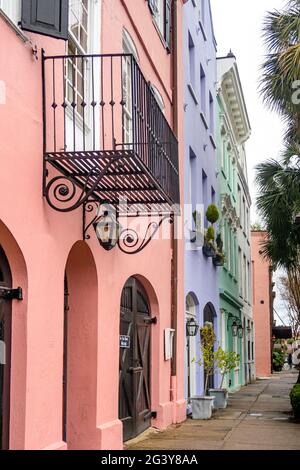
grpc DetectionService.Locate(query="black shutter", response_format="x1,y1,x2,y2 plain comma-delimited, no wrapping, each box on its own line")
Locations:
21,0,69,40
148,0,158,15
165,0,171,52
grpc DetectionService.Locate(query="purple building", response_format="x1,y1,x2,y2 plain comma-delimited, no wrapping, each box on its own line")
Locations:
183,0,220,408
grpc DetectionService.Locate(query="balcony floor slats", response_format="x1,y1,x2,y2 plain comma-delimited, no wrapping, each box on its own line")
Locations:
46,150,177,215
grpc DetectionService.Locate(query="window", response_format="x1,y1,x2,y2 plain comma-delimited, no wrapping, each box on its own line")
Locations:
149,0,171,49
209,92,214,133
188,33,195,88
0,0,21,24
189,148,197,227
202,170,208,227
122,29,139,145
243,255,247,300
243,197,246,231
247,261,251,303
238,247,242,296
67,1,90,118
237,185,242,223
201,0,205,25
200,65,206,114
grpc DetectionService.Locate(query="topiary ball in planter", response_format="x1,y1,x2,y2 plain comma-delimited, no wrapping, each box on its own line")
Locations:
290,384,300,419
206,204,220,224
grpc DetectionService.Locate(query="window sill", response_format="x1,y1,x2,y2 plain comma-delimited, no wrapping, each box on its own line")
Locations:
209,134,216,149
187,83,199,105
198,20,207,42
200,111,208,130
0,10,28,43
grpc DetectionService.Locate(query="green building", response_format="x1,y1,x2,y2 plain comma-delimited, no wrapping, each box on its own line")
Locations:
216,53,253,391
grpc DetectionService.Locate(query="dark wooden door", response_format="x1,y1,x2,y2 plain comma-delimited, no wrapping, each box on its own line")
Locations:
0,246,12,450
119,278,151,442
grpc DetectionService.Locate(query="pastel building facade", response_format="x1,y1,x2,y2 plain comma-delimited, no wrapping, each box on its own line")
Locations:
217,54,254,392
251,230,274,378
0,0,186,450
183,0,220,404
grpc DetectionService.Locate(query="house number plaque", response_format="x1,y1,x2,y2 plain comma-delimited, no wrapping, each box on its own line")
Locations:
120,335,131,349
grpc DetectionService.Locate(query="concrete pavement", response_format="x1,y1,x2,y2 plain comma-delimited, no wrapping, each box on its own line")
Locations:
126,371,300,450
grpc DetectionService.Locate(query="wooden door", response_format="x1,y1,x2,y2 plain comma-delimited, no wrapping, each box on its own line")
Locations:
119,278,151,442
0,246,12,450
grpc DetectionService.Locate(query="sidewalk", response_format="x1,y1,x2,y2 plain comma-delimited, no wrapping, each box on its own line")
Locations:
126,371,300,450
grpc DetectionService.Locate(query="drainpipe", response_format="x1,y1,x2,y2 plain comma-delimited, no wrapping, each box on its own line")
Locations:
170,0,179,406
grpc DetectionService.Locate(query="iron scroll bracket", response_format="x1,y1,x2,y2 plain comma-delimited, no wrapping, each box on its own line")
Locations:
83,200,175,255
0,287,23,301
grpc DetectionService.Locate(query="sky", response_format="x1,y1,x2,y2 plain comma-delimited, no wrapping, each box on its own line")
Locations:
210,0,285,222
210,0,288,324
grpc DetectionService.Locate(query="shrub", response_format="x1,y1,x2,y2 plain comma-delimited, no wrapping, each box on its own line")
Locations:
290,384,300,418
206,204,220,224
272,350,285,371
205,226,215,242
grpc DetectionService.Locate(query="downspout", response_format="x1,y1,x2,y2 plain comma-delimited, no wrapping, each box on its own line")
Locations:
171,0,179,399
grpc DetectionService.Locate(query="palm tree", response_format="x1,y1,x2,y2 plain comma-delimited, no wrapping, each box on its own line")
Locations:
260,0,300,138
257,1,300,382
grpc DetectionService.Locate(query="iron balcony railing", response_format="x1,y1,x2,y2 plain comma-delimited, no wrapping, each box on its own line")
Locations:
42,52,180,214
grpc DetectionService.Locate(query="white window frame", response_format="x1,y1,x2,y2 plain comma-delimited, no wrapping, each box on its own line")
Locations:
122,29,139,147
0,0,21,25
153,0,165,37
65,0,100,150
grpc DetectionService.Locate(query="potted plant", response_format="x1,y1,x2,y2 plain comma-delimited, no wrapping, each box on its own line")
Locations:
190,210,203,247
208,349,240,409
213,233,226,267
190,323,217,420
202,226,216,257
202,205,220,258
272,350,285,372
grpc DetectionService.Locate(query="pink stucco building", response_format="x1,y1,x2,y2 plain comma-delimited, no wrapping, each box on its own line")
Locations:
0,0,186,450
251,231,274,378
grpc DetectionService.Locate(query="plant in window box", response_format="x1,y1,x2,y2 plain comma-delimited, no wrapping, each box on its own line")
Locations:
213,233,226,267
202,226,216,258
190,210,204,247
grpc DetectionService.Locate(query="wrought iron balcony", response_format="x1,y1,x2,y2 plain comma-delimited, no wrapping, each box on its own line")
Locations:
42,52,180,215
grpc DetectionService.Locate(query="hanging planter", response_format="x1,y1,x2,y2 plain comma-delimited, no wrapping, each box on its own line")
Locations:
213,252,225,267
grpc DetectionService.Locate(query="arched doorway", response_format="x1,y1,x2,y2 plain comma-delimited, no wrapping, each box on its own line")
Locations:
119,277,151,442
185,293,198,406
63,242,98,449
203,302,217,392
0,245,12,450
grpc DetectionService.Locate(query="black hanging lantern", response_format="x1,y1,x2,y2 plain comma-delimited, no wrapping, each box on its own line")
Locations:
231,321,238,337
93,210,122,251
186,318,199,337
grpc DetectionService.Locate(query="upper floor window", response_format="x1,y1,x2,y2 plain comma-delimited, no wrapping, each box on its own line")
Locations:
67,1,92,118
200,64,206,115
188,32,195,89
209,91,214,134
69,0,89,53
148,0,171,50
0,0,21,25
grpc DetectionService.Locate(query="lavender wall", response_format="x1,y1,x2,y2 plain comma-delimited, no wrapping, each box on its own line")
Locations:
183,0,220,399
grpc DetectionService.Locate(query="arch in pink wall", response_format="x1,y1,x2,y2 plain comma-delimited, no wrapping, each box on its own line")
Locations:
64,240,99,450
0,219,28,450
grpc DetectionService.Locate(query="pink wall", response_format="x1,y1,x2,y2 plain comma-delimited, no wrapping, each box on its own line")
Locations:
0,1,185,450
251,231,272,378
